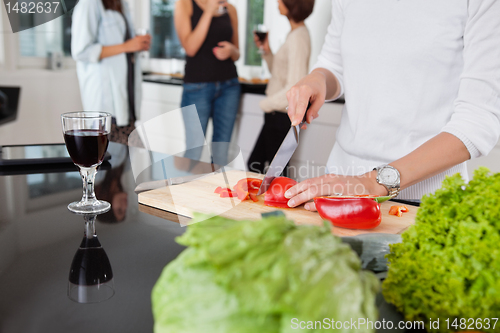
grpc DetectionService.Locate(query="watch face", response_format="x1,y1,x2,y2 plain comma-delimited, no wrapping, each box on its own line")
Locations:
380,168,398,186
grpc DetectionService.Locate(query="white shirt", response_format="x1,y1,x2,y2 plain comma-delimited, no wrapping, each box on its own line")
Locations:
71,0,142,127
313,0,500,199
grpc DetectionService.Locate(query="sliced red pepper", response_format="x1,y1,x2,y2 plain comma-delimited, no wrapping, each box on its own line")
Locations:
220,188,237,198
313,196,382,229
389,205,408,217
214,186,223,194
233,178,263,201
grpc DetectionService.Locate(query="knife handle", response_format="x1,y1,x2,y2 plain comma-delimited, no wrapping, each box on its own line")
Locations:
299,102,312,126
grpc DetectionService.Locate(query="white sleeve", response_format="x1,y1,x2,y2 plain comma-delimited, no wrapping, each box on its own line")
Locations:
441,0,500,158
310,0,344,99
71,0,103,63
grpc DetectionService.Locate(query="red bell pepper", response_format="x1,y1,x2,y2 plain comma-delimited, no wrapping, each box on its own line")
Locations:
264,177,298,208
313,196,382,229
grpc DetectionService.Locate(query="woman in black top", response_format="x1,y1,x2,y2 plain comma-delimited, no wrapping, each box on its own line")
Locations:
174,0,241,167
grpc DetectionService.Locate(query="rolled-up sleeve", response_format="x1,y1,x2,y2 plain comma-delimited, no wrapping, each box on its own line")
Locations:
441,0,500,158
71,0,103,63
311,0,345,99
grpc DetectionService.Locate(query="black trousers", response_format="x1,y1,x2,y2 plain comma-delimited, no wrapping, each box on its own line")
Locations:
247,111,291,177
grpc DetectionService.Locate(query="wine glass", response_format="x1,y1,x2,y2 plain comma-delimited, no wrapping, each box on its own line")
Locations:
253,24,268,54
61,112,112,214
68,213,115,303
217,0,227,15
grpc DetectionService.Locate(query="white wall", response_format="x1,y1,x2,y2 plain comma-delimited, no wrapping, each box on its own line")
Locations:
0,70,83,145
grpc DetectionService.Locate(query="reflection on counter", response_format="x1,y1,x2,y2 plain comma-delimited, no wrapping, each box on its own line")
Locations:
68,213,114,304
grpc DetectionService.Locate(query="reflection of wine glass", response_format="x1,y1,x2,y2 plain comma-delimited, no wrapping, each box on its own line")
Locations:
68,213,115,303
253,24,268,54
61,112,112,214
217,0,227,15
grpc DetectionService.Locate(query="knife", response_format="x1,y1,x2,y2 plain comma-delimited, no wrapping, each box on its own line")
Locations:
134,172,217,194
257,103,310,195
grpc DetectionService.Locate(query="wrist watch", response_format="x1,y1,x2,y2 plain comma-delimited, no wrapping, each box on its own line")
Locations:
374,165,401,198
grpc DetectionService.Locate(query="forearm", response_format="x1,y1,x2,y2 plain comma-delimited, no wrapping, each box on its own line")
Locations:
230,46,240,61
262,52,273,72
311,68,341,101
183,12,213,56
389,132,470,190
100,44,127,59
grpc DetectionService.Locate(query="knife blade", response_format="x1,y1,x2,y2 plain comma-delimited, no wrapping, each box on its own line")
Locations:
257,104,310,195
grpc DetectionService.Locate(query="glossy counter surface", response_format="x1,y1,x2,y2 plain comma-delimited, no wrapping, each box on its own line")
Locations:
0,142,186,333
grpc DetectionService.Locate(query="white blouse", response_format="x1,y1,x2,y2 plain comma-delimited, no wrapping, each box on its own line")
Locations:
313,0,500,199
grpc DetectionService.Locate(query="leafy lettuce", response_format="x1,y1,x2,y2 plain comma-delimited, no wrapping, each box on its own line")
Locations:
152,214,380,332
383,168,500,332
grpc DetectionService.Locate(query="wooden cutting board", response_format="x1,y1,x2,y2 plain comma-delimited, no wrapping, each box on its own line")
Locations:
138,170,418,236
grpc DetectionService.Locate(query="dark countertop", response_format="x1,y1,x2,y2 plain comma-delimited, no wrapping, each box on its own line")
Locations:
0,142,420,333
142,74,346,103
143,74,267,95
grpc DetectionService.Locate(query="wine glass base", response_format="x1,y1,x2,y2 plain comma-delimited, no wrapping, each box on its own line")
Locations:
67,200,111,215
68,280,115,303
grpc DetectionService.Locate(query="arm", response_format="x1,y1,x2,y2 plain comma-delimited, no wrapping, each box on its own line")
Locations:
71,0,103,63
259,31,310,112
100,36,151,59
213,4,240,61
286,0,344,126
254,32,273,71
71,0,150,61
286,0,500,210
174,0,219,57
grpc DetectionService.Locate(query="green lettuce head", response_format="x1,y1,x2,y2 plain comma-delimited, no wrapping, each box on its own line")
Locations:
152,214,380,332
383,167,500,332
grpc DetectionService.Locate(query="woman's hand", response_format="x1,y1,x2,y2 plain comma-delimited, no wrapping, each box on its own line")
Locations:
286,68,342,127
284,171,389,211
206,0,222,14
253,32,270,54
124,35,151,53
213,41,236,60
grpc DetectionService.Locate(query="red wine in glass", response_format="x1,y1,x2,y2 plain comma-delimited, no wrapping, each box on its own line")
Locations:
61,112,112,214
255,31,268,43
64,129,109,167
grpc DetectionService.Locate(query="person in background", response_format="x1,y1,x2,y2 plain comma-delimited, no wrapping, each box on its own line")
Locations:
247,0,314,177
284,0,500,210
174,0,241,168
71,0,150,146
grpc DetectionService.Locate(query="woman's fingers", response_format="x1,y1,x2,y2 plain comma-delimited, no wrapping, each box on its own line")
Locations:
304,202,317,211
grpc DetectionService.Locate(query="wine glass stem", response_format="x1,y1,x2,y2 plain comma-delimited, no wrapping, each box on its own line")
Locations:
80,166,98,204
84,216,97,239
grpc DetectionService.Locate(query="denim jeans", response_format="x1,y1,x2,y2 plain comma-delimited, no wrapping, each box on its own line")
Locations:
181,77,241,166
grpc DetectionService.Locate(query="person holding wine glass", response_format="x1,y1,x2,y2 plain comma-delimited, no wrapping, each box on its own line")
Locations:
174,0,241,167
247,0,315,177
71,0,151,146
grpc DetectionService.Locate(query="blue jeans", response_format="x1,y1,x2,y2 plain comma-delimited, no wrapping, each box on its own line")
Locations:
181,77,241,166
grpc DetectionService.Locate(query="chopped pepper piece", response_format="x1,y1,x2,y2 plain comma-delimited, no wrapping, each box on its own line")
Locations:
389,205,409,217
220,189,237,198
